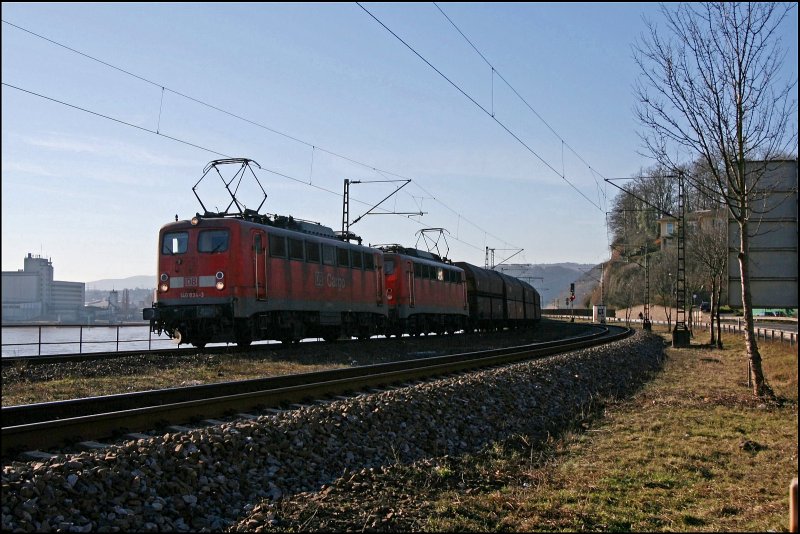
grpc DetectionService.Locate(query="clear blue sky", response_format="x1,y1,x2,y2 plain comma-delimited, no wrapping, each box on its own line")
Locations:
2,3,797,283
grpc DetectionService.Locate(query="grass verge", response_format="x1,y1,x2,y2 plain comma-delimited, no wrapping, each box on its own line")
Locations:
424,330,797,532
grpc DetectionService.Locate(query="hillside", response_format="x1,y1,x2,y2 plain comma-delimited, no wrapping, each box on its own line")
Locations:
494,263,600,308
85,275,155,291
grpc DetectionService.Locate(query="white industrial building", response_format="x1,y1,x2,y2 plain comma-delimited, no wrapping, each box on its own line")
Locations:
1,253,85,323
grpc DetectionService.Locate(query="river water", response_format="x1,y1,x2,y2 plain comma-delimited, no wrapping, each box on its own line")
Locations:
1,325,176,357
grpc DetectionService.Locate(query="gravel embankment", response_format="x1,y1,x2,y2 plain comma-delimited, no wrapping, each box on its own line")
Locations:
2,330,665,532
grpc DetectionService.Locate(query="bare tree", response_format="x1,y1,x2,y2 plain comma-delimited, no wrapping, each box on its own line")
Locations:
633,2,797,397
650,248,677,331
688,212,728,347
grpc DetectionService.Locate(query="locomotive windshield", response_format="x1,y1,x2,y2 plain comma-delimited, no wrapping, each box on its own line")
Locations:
384,259,395,275
198,229,229,253
162,232,188,255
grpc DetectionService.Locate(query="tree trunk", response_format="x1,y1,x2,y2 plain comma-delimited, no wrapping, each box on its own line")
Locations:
709,277,716,346
714,274,723,348
738,219,770,397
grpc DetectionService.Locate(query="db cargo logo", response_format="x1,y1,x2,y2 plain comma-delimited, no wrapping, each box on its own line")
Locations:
314,271,345,289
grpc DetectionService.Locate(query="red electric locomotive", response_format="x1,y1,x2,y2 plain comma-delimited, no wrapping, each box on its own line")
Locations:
380,246,468,336
144,159,387,347
144,213,387,347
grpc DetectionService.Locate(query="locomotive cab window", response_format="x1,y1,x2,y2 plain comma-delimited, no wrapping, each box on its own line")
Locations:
384,258,394,275
351,250,363,269
322,244,336,266
306,241,321,263
162,232,188,255
337,247,350,268
364,253,375,271
198,230,229,253
288,238,304,261
269,235,287,258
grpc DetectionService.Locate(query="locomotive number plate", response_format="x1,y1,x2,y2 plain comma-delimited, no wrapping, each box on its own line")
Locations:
184,276,198,287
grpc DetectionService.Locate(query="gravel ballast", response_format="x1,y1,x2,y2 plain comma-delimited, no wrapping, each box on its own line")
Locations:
2,330,665,532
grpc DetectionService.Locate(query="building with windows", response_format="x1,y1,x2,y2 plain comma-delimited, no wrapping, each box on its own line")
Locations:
1,253,85,322
658,209,726,250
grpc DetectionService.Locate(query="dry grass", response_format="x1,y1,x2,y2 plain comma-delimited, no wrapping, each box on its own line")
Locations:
425,330,798,532
1,358,343,406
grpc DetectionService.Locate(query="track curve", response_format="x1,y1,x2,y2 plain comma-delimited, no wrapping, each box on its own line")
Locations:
2,325,631,457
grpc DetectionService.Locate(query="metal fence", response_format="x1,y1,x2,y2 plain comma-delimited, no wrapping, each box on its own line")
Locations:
1,324,175,357
547,314,797,346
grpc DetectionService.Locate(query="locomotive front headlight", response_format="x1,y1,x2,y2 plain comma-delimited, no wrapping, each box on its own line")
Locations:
215,280,225,290
191,216,200,225
215,271,225,290
159,273,169,292
160,282,169,292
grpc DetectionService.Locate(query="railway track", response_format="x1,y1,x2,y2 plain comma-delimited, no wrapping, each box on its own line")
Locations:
2,325,631,458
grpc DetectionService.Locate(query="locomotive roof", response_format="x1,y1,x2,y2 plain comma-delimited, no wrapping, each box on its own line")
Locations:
193,210,338,240
378,245,454,265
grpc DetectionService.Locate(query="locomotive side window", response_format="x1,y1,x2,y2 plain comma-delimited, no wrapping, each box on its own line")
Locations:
306,241,320,263
364,253,375,271
337,247,350,268
351,250,363,269
269,234,286,258
437,267,444,281
198,230,229,253
413,263,421,278
288,238,304,261
322,244,336,266
162,232,188,255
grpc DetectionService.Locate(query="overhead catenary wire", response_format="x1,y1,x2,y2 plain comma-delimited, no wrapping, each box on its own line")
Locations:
433,2,608,209
1,17,523,255
3,81,497,255
357,3,603,212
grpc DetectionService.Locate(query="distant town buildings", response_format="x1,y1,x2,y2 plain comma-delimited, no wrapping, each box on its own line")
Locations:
2,253,85,322
2,254,156,324
658,208,726,250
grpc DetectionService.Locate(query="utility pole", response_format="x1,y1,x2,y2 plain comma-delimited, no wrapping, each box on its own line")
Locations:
672,172,691,347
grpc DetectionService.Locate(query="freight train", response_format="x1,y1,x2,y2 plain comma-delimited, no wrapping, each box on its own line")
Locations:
143,161,540,347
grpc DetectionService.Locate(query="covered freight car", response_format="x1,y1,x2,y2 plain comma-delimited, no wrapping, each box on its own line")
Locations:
456,262,540,330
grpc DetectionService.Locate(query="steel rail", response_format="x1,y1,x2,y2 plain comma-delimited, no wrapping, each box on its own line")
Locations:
2,325,631,456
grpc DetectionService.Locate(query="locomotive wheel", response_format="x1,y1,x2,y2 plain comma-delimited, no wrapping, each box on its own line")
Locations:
192,341,207,349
